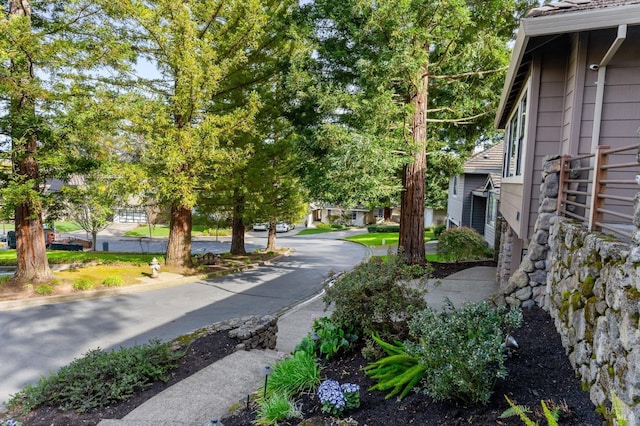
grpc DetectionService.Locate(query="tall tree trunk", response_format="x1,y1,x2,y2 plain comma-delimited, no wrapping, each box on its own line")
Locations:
230,188,246,255
266,220,277,251
399,63,427,266
383,206,392,222
10,0,53,284
166,203,193,268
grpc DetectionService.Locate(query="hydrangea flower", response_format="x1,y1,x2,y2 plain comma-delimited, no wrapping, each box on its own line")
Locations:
317,380,360,416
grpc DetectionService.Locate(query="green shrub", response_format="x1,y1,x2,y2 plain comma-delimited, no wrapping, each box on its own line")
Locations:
72,278,95,291
102,275,125,287
436,227,493,261
324,255,428,346
404,301,522,405
433,224,446,237
263,351,321,398
255,392,302,426
295,317,358,360
34,285,54,295
0,275,11,285
8,340,181,413
366,223,399,233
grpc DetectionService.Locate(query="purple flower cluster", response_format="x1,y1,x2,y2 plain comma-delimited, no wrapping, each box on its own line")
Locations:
317,380,360,415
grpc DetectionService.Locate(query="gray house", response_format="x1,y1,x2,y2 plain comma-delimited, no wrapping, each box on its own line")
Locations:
494,0,640,280
446,142,503,248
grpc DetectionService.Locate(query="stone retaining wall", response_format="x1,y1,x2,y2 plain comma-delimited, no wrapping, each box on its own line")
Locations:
547,215,640,424
173,315,278,352
499,155,567,308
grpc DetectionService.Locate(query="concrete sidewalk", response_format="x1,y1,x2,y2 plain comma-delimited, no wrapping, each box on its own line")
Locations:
97,266,498,426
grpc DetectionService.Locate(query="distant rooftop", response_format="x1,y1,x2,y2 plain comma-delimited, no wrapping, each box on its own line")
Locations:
526,0,640,18
463,142,504,174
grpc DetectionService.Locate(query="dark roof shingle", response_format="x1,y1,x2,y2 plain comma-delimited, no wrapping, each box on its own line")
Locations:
526,0,640,18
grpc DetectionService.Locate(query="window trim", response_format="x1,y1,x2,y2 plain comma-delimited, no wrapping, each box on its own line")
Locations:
502,79,530,184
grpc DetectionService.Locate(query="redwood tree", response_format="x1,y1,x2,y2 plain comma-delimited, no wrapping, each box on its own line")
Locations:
305,0,531,265
1,0,126,282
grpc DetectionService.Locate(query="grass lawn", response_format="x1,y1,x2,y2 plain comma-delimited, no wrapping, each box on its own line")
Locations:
345,230,436,247
296,224,351,236
0,250,163,267
125,224,231,238
296,228,337,235
0,249,283,301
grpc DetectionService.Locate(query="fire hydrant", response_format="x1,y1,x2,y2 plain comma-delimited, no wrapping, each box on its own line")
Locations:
150,257,160,278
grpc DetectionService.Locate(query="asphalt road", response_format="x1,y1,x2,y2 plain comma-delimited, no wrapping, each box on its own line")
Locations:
0,230,368,406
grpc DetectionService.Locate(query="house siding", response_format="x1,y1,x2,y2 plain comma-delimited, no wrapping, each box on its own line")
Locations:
576,26,640,224
461,175,487,229
526,49,567,238
447,174,489,230
447,175,463,227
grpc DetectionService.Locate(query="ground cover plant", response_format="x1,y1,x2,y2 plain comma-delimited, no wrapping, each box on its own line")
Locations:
7,340,181,414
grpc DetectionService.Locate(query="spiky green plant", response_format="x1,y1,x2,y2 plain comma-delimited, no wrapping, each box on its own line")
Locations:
364,334,427,399
262,351,321,398
254,392,302,426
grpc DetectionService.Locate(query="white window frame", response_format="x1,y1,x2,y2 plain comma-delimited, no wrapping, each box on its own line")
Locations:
502,80,530,183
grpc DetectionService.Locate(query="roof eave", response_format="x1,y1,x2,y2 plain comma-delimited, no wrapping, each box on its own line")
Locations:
495,4,640,129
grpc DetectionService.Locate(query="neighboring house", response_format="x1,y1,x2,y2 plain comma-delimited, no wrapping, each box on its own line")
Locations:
309,205,401,227
424,207,447,228
446,143,503,247
494,0,640,277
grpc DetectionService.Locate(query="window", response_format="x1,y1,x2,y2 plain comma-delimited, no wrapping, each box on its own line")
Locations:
503,86,528,179
453,176,459,195
486,192,497,227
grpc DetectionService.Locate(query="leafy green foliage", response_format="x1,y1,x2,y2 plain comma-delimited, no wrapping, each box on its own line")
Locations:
72,278,95,291
8,340,181,413
501,396,561,426
436,227,494,261
366,224,400,233
263,351,321,399
34,285,53,295
324,255,428,345
433,225,446,238
255,392,302,426
295,317,358,360
102,275,125,287
364,334,427,400
405,302,523,405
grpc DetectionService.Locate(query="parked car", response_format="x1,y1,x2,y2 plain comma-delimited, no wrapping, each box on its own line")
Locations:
252,223,269,231
275,222,291,233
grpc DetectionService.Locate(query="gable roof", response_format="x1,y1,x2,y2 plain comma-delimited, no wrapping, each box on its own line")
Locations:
495,0,640,128
463,142,504,174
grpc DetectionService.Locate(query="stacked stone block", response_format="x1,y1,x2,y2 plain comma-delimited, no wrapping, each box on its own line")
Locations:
173,314,278,353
